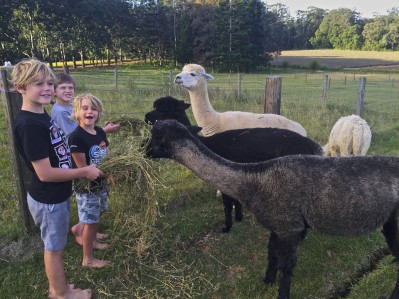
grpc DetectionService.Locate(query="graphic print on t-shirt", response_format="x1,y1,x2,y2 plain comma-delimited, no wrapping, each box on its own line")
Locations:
89,145,107,165
49,119,71,169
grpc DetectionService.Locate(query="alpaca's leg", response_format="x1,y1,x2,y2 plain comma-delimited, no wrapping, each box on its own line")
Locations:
330,146,338,157
264,232,278,284
233,199,243,222
264,229,307,286
382,210,399,299
275,232,303,299
222,193,234,233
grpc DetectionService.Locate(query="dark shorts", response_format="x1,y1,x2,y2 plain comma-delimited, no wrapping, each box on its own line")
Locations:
27,193,70,251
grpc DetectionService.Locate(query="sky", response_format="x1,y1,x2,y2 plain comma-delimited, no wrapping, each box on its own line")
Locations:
265,0,398,18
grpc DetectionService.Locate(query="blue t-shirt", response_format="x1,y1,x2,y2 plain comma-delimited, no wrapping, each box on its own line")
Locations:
51,103,77,139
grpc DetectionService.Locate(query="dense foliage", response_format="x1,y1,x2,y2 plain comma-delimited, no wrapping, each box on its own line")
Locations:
0,0,398,71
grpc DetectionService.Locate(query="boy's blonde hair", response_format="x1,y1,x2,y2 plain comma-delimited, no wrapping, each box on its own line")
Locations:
71,94,103,125
11,58,55,89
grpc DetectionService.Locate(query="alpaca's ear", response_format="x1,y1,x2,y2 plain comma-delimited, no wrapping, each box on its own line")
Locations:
181,102,191,110
187,126,202,135
204,73,214,81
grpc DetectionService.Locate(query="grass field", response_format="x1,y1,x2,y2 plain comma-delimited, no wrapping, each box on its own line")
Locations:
272,49,399,70
1,51,399,298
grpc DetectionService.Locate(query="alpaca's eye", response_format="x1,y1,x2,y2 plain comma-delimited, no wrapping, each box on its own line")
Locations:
190,73,196,76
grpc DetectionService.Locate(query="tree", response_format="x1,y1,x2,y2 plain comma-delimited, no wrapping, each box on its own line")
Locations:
310,8,364,50
386,18,399,50
362,16,390,50
0,0,21,63
293,6,325,49
212,0,269,72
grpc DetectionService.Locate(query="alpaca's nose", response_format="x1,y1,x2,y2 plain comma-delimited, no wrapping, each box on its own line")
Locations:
175,75,181,83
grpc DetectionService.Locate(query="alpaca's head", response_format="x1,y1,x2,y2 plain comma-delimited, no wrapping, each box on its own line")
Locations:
146,119,192,159
144,96,191,126
175,64,214,90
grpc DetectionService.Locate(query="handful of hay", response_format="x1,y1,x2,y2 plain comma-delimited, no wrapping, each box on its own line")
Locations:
74,117,162,195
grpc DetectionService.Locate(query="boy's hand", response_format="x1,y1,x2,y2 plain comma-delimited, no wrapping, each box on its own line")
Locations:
85,164,102,181
103,121,120,134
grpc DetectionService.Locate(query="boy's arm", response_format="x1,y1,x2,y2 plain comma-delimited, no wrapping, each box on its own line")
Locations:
32,157,101,182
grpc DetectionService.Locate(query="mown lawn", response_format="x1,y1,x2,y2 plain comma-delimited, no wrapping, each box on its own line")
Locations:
272,49,399,69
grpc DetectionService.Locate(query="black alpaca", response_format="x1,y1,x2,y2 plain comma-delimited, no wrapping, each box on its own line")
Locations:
145,96,323,233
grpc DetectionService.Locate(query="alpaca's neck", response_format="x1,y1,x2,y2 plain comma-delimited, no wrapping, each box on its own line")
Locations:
188,80,220,136
172,138,253,200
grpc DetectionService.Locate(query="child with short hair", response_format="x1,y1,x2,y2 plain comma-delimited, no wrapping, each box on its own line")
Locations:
51,72,119,246
51,73,77,138
12,58,98,299
68,94,111,268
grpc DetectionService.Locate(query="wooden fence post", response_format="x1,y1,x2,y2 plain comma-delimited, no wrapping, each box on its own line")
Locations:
322,74,329,101
0,67,35,230
356,77,366,117
264,76,282,114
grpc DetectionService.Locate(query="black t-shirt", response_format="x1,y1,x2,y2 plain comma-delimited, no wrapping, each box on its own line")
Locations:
13,110,73,204
68,126,109,192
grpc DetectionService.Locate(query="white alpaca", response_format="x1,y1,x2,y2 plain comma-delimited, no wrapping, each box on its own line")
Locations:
175,64,307,137
324,115,372,157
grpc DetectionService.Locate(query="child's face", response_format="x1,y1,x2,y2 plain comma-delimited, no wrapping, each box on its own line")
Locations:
77,97,99,128
17,75,54,108
54,83,75,104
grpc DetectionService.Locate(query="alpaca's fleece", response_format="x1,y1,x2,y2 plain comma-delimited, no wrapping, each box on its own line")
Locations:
324,115,372,157
147,119,399,299
175,64,307,137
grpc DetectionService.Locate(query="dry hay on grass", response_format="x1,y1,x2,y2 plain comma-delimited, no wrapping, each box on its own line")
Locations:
79,117,163,258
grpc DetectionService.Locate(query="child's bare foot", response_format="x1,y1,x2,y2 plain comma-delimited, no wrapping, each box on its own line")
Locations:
71,224,109,246
82,258,110,268
48,284,75,299
96,232,109,240
65,288,92,299
93,241,108,250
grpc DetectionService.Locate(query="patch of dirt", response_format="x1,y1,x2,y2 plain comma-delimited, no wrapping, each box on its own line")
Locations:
0,234,43,262
360,64,399,70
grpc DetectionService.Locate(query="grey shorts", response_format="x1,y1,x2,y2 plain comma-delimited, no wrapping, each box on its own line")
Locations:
76,189,108,224
27,193,70,251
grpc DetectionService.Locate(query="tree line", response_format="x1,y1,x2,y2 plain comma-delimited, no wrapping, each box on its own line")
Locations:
1,0,398,72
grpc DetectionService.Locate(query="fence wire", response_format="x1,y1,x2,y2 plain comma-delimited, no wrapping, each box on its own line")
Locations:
1,70,399,202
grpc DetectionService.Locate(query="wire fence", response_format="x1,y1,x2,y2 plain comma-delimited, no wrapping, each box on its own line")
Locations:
1,69,399,202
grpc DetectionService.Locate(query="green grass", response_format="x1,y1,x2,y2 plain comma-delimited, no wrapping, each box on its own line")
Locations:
2,63,399,298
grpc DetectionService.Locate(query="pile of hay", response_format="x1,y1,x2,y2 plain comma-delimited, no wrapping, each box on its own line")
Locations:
79,116,164,258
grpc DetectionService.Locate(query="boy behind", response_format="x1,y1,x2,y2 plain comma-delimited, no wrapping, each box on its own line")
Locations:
12,58,101,299
51,73,77,139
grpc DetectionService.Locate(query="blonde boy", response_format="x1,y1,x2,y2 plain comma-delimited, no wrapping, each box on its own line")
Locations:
68,94,111,268
12,58,100,299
